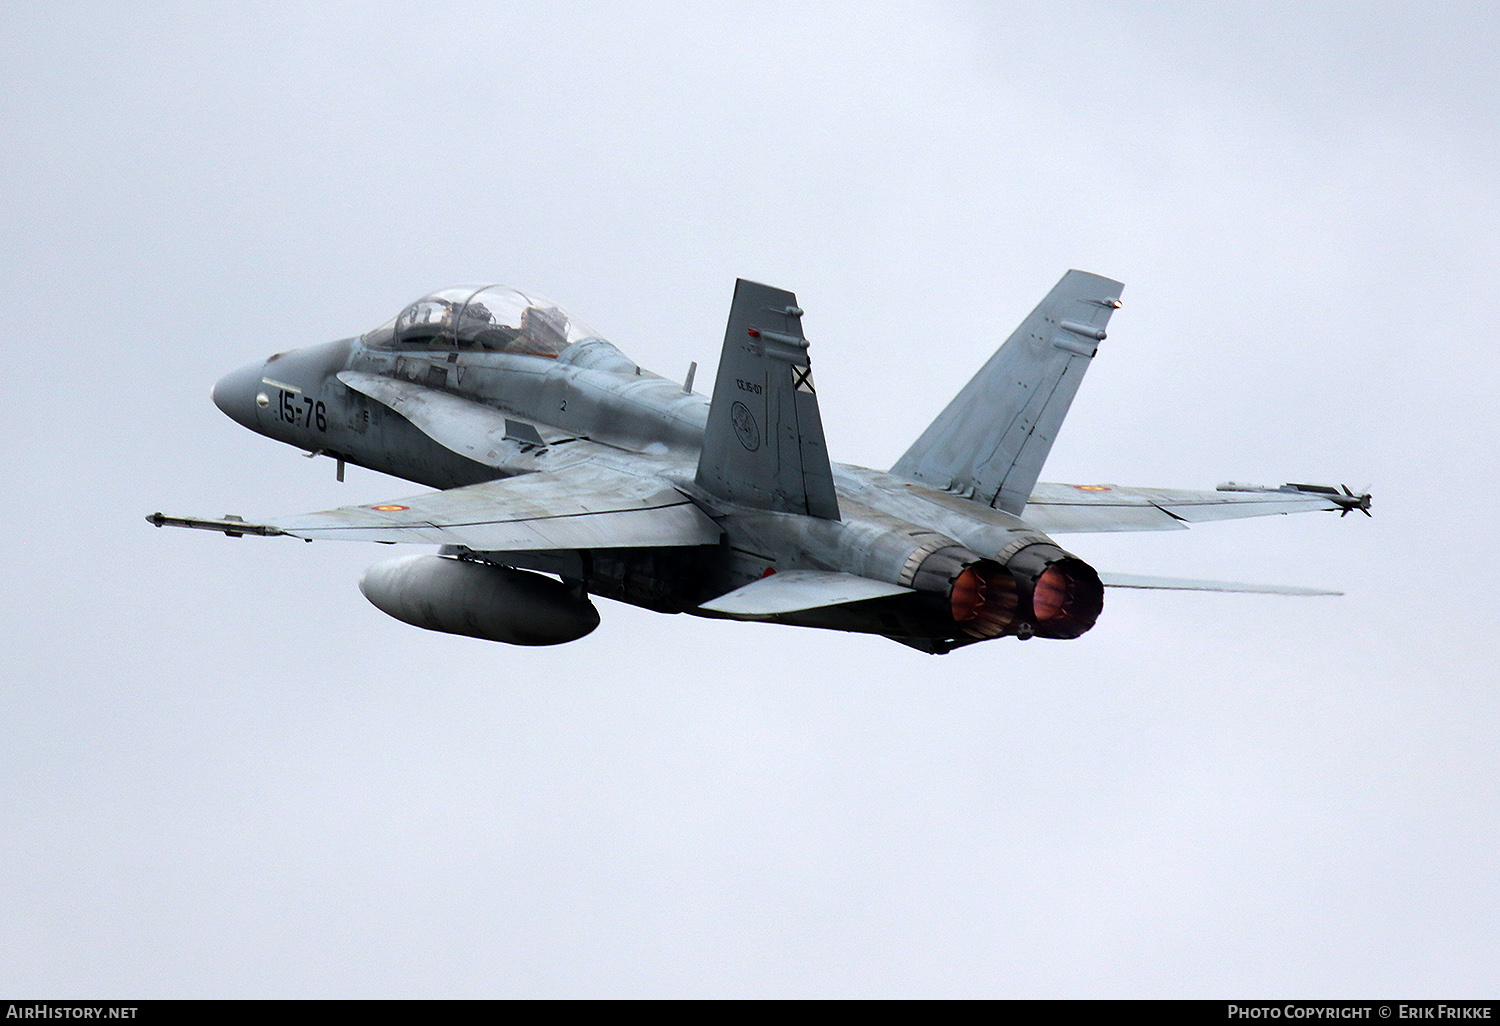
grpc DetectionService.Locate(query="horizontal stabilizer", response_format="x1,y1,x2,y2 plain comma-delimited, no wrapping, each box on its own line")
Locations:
698,570,912,616
1098,572,1341,596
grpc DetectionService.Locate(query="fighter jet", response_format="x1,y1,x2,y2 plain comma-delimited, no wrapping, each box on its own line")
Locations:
150,273,1370,654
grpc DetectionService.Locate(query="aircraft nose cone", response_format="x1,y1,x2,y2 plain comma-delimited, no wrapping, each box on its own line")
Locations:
212,361,266,430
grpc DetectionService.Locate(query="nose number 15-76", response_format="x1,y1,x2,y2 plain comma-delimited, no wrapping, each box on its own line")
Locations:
278,389,327,431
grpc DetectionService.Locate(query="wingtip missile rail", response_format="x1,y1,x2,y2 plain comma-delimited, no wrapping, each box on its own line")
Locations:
1216,482,1372,517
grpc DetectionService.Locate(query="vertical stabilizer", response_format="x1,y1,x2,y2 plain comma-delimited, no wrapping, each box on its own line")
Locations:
891,270,1123,515
695,279,840,520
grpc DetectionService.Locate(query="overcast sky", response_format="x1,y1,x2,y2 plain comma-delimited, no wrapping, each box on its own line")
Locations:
2,1,1497,997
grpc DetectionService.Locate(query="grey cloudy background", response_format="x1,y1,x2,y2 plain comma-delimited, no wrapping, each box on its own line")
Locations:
2,0,1497,997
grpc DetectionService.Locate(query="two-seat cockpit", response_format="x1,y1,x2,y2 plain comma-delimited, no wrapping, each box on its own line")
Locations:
362,285,603,357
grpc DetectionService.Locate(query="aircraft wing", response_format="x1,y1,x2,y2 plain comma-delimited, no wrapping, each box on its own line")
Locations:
1020,482,1370,534
152,464,722,551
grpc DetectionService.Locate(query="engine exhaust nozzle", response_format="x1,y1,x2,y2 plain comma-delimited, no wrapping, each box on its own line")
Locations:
911,546,1020,639
1004,545,1104,639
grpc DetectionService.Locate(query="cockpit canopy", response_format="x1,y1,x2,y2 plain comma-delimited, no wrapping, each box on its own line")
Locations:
362,285,603,356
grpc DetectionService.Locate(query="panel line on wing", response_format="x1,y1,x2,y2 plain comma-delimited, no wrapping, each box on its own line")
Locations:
294,498,701,533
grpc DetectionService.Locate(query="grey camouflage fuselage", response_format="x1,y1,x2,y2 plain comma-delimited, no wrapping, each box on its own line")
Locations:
219,335,1075,653
213,282,1106,652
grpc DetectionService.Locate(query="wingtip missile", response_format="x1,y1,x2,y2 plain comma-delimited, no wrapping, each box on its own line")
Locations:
146,512,285,538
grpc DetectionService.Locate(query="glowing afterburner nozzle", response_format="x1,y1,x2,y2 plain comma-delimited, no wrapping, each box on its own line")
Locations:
1029,558,1104,639
1033,566,1068,621
950,561,1019,639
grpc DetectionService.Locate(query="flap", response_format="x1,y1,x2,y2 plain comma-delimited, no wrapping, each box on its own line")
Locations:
698,570,912,616
266,463,721,551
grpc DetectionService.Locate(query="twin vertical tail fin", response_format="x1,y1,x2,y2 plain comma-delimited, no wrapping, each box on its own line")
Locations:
695,279,840,520
696,272,1120,521
891,270,1124,515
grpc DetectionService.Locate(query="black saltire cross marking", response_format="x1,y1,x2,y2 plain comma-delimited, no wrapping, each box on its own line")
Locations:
792,364,815,394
